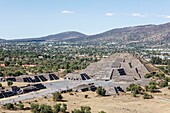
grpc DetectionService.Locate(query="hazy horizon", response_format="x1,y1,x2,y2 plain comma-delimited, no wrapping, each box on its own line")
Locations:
1,22,170,40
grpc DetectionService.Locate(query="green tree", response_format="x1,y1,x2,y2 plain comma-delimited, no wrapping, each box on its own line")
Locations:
4,61,10,66
144,73,153,78
7,80,13,87
39,104,52,113
17,103,24,110
30,103,40,113
52,92,63,101
96,86,106,96
72,106,91,113
0,71,4,77
17,61,22,66
165,77,170,82
53,103,61,113
126,84,143,94
14,71,23,76
4,103,15,110
60,104,67,113
158,81,168,88
143,93,153,99
81,106,91,113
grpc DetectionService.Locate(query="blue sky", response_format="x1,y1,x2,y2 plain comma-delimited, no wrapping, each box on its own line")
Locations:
0,0,170,39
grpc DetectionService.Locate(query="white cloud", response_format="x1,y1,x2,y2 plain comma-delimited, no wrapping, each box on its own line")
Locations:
162,15,170,19
105,12,116,16
156,14,170,19
105,12,114,16
61,10,74,14
165,16,170,19
131,13,146,17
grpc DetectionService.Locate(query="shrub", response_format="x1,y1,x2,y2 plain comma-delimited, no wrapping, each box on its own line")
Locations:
72,109,82,113
7,80,13,87
158,81,168,88
84,95,88,98
165,77,170,82
143,93,153,99
72,106,91,113
126,84,143,94
53,103,67,113
0,71,4,77
144,73,153,78
30,103,40,113
39,104,52,113
52,92,63,101
3,103,15,110
96,86,106,96
155,72,165,79
81,106,91,113
145,80,159,93
17,103,24,110
4,61,10,66
53,103,61,113
132,92,137,97
149,81,157,86
60,104,67,113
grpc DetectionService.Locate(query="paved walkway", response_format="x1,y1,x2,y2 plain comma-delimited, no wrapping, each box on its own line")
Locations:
0,79,139,105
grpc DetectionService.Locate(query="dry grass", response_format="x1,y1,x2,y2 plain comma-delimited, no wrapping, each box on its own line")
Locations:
1,90,170,113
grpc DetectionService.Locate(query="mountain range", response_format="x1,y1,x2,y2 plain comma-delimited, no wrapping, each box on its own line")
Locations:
1,22,170,46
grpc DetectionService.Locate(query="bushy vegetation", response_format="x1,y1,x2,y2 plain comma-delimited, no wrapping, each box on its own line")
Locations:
143,93,153,99
0,71,4,77
158,80,168,88
144,72,165,79
30,103,40,113
126,84,144,95
3,103,16,110
16,102,24,110
144,73,153,78
7,80,13,87
30,103,53,113
0,42,119,77
72,106,91,113
53,103,67,113
150,57,163,64
3,102,24,110
144,72,169,91
145,83,157,93
52,92,63,101
165,76,170,82
127,83,154,98
39,104,52,113
96,86,106,96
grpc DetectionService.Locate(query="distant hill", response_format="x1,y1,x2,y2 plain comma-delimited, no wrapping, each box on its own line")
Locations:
38,31,86,41
0,39,5,42
67,23,170,45
1,22,170,47
9,31,86,42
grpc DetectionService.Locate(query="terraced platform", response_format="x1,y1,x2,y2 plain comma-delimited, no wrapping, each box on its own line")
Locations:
80,53,149,82
1,73,59,83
